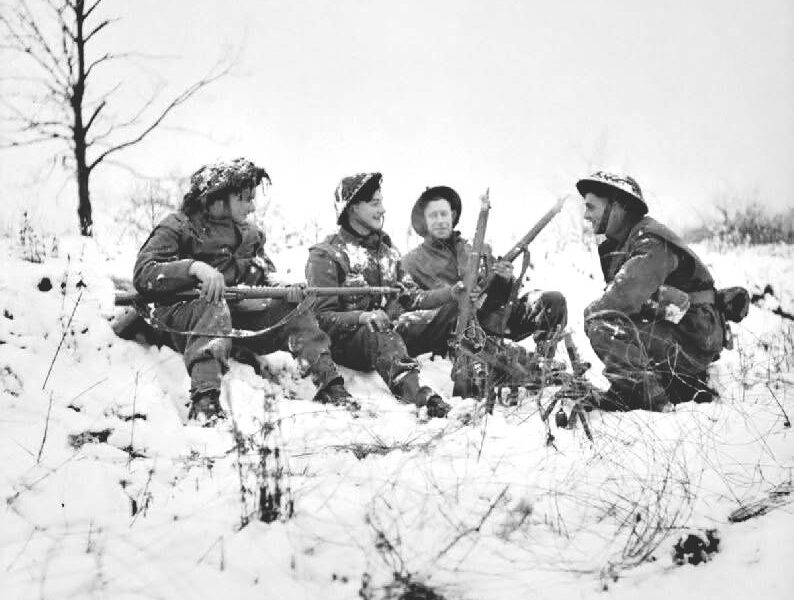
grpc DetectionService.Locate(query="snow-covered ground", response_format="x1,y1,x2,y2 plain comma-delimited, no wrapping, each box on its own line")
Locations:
1,220,793,599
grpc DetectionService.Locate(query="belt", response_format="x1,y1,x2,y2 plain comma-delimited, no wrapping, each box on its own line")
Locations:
688,289,715,305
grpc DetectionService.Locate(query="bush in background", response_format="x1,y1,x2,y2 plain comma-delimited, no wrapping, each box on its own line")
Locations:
685,202,794,245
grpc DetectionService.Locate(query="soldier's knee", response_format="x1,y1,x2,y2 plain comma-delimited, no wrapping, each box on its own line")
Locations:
584,316,626,353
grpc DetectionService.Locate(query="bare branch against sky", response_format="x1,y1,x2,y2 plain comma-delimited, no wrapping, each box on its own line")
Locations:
0,0,232,235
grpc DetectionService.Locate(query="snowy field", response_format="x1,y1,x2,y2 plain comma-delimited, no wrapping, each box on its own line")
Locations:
1,219,793,599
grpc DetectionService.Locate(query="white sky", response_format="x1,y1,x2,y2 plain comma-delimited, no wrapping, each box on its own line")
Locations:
2,0,793,241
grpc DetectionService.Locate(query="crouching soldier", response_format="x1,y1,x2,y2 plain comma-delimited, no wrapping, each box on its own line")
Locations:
576,171,723,411
305,173,460,418
401,186,568,397
134,158,353,426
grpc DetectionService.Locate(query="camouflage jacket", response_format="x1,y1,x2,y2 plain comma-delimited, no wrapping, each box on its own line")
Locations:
585,215,722,354
133,211,275,300
401,232,512,309
306,226,456,336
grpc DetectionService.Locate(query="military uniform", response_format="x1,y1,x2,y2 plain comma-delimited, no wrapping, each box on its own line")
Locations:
402,231,567,349
578,172,723,410
305,172,456,411
306,226,456,406
134,159,342,416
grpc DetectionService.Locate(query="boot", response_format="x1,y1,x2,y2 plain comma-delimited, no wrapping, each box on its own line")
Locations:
314,377,360,410
393,371,450,417
188,389,225,426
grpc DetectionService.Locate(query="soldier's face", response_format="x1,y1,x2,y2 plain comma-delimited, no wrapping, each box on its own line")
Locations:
583,193,609,234
228,187,256,224
350,189,385,232
424,199,454,240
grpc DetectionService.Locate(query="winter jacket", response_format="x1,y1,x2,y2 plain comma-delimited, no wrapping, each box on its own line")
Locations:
133,211,275,299
585,215,722,355
306,226,456,337
401,232,512,308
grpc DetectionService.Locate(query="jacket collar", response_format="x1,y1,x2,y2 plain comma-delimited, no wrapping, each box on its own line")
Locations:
425,230,462,250
339,223,391,250
605,213,642,247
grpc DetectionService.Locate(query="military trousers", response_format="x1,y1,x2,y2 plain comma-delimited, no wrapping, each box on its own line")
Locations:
152,298,340,398
585,309,721,410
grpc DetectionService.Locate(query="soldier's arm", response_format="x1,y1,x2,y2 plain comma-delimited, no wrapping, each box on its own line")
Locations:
133,214,196,296
396,260,458,310
305,246,365,332
585,235,679,318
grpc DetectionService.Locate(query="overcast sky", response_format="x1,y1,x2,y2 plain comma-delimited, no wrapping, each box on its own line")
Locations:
2,0,793,241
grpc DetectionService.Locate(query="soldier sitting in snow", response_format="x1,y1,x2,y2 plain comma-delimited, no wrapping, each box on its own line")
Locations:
577,171,724,411
133,158,354,426
305,172,461,418
401,186,568,397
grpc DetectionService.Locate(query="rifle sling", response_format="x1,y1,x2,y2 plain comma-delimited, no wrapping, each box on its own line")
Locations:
135,295,317,340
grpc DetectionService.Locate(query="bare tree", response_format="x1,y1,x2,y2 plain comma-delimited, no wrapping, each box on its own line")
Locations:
0,0,230,236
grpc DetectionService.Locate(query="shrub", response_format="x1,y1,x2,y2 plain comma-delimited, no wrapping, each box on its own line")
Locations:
686,202,794,245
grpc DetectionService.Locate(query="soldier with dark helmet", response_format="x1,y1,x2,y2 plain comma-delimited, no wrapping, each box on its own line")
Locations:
305,172,461,418
577,171,724,411
401,185,568,396
134,158,354,425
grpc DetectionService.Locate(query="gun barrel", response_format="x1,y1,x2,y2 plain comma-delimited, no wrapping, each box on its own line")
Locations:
114,286,401,306
501,197,566,263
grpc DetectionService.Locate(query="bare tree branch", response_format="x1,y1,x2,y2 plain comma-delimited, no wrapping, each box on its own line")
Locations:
89,63,231,171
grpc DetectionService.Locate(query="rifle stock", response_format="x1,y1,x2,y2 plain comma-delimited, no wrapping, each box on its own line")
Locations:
115,286,401,306
500,196,566,263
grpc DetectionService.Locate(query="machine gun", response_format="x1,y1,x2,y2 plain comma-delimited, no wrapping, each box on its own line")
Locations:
451,189,492,402
479,196,567,336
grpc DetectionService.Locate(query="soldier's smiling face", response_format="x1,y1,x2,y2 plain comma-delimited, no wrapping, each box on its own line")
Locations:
349,189,385,233
424,198,454,240
583,192,609,234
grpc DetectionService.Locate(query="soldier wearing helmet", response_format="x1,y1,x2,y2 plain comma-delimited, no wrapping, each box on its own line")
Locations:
133,158,354,425
401,185,568,397
577,171,723,411
305,172,463,418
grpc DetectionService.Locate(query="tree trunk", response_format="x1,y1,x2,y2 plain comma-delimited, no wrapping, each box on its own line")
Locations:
76,159,92,236
73,0,92,237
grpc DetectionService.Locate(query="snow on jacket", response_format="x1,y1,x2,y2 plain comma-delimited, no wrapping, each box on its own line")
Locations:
305,226,456,337
133,211,275,299
585,215,722,355
401,232,512,308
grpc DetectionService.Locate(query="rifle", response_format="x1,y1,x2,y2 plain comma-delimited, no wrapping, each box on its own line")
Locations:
114,286,402,306
451,189,491,401
479,196,566,335
499,196,567,263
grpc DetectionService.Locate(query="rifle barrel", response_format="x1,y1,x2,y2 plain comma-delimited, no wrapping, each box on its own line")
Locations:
114,286,401,306
502,197,566,263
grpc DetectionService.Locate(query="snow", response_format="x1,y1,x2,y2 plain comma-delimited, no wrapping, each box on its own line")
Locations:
1,226,793,599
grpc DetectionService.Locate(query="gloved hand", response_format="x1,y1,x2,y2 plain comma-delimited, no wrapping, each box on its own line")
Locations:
359,309,392,332
189,261,226,303
492,260,514,281
284,284,306,305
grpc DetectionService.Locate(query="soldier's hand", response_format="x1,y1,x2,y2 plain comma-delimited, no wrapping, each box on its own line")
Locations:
449,281,467,297
492,260,514,281
189,261,226,303
359,309,392,332
285,284,306,304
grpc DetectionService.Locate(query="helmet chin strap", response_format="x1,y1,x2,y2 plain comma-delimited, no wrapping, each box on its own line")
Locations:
597,200,613,234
